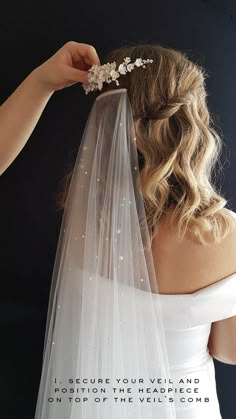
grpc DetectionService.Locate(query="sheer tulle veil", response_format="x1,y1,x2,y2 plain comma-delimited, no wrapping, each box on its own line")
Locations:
34,87,177,418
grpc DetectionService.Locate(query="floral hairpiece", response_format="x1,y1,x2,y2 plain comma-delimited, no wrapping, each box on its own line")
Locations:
82,56,154,94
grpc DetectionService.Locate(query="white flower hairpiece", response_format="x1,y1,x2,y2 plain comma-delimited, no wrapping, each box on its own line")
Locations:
82,56,154,94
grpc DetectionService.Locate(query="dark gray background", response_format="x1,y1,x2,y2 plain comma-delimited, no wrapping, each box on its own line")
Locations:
0,0,235,417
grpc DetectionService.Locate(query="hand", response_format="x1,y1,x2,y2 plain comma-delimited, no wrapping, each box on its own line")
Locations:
33,41,101,93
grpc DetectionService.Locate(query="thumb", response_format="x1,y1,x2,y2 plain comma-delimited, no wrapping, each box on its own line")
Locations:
68,67,89,84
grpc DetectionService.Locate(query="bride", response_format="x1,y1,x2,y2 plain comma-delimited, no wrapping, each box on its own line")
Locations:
36,43,236,419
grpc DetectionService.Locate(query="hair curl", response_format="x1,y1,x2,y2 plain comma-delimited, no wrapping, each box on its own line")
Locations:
56,43,235,245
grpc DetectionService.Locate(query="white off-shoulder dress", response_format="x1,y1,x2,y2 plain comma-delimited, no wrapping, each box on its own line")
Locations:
154,272,236,418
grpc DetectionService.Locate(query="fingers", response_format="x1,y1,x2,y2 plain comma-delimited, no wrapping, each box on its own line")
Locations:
68,67,89,84
66,41,101,68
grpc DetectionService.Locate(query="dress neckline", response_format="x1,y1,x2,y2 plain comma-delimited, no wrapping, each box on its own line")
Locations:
158,271,236,297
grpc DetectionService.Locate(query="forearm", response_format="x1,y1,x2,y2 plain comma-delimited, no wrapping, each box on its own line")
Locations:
208,316,236,365
0,68,54,175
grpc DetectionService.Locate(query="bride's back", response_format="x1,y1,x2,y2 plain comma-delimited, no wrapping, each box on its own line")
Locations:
151,207,236,295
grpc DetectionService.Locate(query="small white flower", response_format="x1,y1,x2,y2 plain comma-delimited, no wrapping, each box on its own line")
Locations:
124,57,131,64
127,63,135,72
118,63,127,75
135,58,143,67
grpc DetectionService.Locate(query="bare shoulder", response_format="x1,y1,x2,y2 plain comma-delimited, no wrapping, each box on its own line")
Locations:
220,207,236,241
207,207,236,278
152,206,236,294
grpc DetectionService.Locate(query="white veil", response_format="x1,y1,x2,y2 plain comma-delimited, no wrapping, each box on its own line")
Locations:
34,87,177,418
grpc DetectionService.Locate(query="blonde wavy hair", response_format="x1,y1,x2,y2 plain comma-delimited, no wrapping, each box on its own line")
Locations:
57,43,234,245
